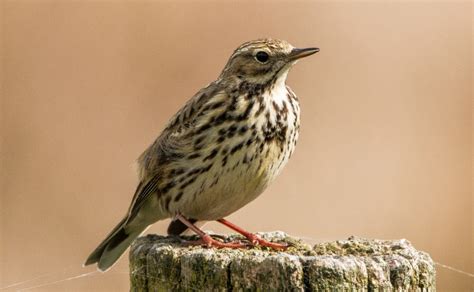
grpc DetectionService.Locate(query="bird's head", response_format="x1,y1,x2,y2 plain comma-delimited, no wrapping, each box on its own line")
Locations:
220,38,319,85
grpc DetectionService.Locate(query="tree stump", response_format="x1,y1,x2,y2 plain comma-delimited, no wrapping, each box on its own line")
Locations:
129,231,435,291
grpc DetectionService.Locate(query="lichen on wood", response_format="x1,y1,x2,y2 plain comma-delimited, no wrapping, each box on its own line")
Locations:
129,231,435,291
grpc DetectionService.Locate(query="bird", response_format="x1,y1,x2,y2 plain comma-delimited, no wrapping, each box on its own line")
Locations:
85,38,319,271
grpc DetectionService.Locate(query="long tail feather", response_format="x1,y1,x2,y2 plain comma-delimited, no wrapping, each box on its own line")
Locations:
84,218,145,271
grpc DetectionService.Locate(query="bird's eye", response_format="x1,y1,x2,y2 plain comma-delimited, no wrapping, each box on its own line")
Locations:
255,51,269,63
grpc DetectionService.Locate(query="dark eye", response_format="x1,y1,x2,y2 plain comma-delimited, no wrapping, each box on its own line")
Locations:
255,51,269,63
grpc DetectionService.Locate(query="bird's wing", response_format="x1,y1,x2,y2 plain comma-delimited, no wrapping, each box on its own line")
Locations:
125,177,159,222
125,82,229,222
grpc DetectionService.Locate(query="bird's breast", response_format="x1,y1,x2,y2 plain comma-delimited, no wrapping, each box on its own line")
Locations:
167,84,301,220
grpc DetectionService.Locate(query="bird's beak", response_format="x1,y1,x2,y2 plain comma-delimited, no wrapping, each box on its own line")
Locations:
288,47,319,61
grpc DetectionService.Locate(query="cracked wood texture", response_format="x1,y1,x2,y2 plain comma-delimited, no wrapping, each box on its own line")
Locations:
129,232,435,291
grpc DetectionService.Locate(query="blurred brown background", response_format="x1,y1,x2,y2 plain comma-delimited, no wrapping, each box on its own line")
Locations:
1,0,472,291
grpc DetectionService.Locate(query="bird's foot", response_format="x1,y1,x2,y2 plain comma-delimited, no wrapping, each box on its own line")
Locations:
183,234,248,249
244,233,288,250
216,218,288,250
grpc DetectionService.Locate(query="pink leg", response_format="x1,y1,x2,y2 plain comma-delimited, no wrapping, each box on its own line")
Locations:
217,218,288,250
176,214,247,248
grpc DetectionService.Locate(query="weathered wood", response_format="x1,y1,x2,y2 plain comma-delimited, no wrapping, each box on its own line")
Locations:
129,231,435,291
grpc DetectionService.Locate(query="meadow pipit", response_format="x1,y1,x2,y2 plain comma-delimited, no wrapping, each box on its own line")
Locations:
85,39,319,271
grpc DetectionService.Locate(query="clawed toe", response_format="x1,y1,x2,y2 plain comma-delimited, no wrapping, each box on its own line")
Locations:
246,234,288,250
182,234,248,249
181,234,287,250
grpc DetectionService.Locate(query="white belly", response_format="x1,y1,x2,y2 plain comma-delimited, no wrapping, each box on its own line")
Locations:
176,139,290,220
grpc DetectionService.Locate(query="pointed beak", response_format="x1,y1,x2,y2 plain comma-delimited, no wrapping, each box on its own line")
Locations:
288,47,319,61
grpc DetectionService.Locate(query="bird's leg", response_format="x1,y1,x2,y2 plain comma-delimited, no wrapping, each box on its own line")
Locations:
217,218,288,250
175,213,247,248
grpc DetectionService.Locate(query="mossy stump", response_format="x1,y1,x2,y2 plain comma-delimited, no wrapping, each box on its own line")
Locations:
129,231,435,291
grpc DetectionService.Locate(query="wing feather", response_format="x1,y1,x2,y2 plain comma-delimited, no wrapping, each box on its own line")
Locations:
125,81,229,221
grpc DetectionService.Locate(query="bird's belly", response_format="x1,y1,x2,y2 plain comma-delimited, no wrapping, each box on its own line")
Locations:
165,86,300,220
174,140,291,220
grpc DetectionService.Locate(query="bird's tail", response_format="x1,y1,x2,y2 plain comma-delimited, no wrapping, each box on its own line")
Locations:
84,217,145,271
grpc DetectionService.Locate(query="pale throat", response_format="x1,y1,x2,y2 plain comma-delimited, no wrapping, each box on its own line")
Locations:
265,68,291,106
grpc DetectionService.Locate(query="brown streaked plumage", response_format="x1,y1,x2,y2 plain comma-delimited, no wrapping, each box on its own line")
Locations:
85,39,319,271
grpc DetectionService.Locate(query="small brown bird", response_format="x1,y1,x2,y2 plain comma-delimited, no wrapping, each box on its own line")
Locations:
85,39,318,271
